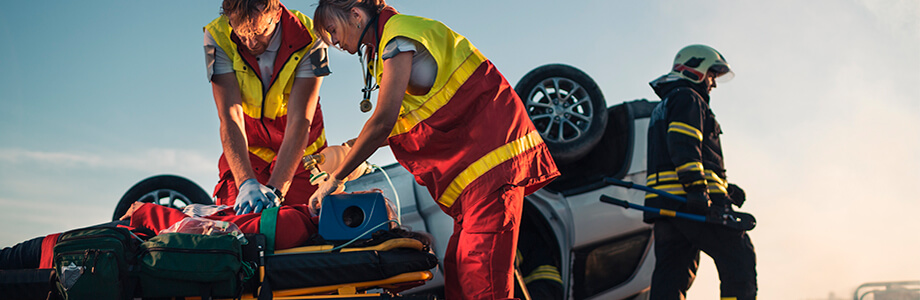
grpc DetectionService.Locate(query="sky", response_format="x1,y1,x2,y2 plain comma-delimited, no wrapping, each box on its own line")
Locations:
1,1,918,299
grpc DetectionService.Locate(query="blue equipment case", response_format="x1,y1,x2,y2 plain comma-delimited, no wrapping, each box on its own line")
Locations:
318,192,391,241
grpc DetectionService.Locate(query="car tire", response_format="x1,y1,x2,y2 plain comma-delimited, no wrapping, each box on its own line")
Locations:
112,174,213,221
515,64,608,165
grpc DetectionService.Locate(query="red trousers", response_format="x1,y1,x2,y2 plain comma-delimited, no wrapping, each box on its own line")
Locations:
443,184,523,300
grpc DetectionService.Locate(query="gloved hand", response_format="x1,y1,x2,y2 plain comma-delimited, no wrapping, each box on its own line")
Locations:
727,183,746,208
234,178,279,215
308,175,345,216
684,185,711,215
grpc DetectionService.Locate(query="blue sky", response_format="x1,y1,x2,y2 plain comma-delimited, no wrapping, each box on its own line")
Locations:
1,1,918,299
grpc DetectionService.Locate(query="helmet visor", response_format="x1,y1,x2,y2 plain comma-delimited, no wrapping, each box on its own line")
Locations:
715,70,734,82
710,64,734,82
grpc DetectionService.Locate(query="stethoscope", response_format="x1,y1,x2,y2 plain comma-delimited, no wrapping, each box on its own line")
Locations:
356,14,380,113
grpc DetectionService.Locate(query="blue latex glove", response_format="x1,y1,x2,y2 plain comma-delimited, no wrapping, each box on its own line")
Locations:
235,178,279,215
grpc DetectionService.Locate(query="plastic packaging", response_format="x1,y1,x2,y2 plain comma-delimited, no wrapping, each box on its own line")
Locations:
302,145,370,184
159,217,247,243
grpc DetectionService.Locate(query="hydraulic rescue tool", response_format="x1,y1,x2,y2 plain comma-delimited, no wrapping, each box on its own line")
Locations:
600,177,756,231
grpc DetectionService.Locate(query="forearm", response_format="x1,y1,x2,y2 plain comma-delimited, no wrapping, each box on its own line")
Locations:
268,77,322,193
220,120,257,184
212,74,257,185
267,118,310,193
332,53,410,181
334,117,393,180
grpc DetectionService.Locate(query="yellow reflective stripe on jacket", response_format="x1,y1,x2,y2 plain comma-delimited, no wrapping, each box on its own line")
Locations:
676,162,704,173
437,131,542,207
377,14,482,137
646,169,727,198
248,128,326,163
668,121,703,141
523,265,563,285
390,49,486,136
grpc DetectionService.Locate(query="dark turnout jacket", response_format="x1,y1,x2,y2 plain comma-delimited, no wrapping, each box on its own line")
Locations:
645,78,730,222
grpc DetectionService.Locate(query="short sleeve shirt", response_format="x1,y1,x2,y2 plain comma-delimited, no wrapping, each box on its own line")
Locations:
204,24,330,94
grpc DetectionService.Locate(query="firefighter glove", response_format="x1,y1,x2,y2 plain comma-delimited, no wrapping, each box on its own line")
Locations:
235,178,278,215
727,183,746,208
308,175,345,216
684,185,711,215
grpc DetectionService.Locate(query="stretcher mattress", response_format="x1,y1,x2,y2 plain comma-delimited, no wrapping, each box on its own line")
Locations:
262,249,438,290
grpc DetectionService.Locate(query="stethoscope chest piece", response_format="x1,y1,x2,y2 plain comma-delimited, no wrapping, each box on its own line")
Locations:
360,98,373,113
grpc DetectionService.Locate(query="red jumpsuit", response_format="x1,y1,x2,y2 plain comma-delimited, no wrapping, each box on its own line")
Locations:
372,8,559,299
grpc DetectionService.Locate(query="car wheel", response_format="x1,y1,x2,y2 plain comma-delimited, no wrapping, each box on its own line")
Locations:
112,174,213,221
515,64,608,165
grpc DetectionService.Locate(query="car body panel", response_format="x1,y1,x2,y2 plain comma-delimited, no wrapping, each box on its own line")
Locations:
342,99,657,299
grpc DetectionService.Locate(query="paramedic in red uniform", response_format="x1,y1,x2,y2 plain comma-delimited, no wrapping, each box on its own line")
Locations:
309,1,559,299
205,0,331,215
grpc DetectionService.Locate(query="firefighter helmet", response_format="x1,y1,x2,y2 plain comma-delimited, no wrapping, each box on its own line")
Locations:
670,44,734,83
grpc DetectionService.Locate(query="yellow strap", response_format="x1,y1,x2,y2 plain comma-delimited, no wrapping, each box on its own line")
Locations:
270,271,433,297
272,238,424,255
437,131,543,207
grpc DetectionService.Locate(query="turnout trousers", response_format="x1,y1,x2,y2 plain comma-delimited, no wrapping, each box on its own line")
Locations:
649,217,757,300
443,184,523,300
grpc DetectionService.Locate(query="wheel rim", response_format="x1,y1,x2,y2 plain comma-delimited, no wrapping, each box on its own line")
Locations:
137,189,194,209
524,77,595,143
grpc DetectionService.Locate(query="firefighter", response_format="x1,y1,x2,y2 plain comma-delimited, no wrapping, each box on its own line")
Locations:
645,44,757,299
308,1,560,299
204,0,331,215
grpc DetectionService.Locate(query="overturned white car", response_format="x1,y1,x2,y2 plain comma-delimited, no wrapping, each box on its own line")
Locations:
116,64,657,300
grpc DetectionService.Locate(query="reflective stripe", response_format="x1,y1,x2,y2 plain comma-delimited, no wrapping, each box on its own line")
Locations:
647,169,728,198
248,128,326,163
390,49,486,137
647,171,678,186
523,265,562,285
676,162,704,174
668,121,703,141
303,128,327,156
660,209,677,217
437,131,542,207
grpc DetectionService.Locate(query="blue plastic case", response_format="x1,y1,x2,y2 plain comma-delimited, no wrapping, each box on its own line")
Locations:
318,192,391,241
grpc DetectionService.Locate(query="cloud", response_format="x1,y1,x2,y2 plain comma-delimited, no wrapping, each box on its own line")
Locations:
853,0,920,37
0,147,214,175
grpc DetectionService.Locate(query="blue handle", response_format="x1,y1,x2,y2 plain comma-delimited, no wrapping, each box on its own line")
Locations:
600,195,706,222
604,177,687,203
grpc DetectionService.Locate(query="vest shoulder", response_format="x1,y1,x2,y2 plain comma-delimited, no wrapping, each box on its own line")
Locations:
288,9,314,30
204,15,230,36
385,14,446,35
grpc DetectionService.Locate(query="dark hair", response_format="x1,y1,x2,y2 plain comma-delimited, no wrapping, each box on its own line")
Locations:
313,0,388,45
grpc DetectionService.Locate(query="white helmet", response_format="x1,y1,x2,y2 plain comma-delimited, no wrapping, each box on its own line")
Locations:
670,44,733,84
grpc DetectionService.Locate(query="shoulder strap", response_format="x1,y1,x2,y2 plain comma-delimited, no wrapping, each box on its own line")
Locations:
259,207,279,254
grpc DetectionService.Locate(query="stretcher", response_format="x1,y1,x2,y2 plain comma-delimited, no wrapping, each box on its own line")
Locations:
241,234,439,300
0,193,440,300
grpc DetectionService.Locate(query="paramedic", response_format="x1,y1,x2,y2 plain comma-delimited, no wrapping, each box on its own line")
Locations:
205,0,330,215
645,44,757,299
308,1,560,299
